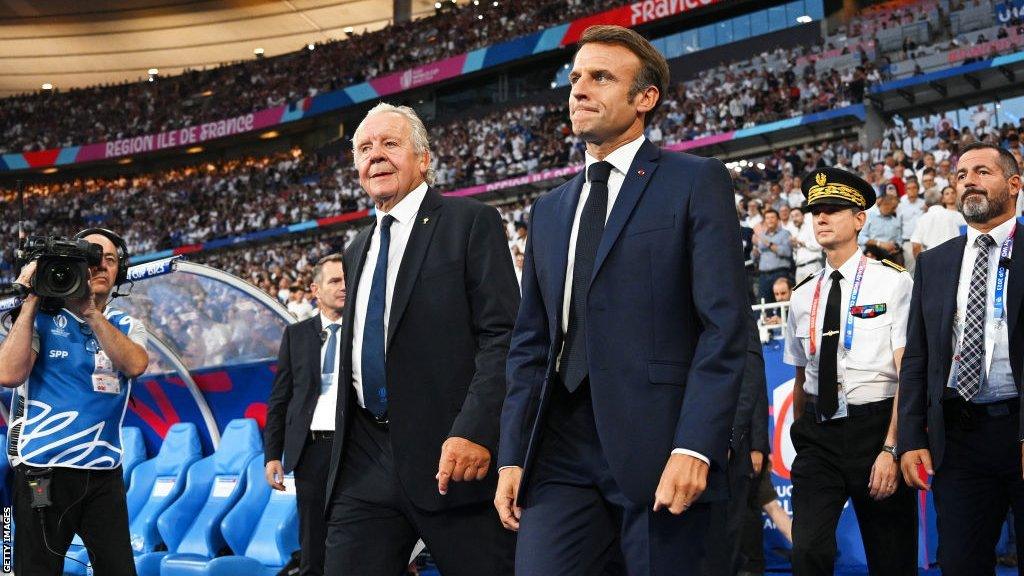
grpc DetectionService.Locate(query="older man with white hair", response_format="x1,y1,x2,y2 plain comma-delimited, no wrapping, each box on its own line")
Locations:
321,103,519,575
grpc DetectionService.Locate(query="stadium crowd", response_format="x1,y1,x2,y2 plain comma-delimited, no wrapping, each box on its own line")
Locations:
0,0,626,154
0,39,888,265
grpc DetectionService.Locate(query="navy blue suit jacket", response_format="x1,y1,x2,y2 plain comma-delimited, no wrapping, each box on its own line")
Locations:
498,140,749,505
898,225,1024,469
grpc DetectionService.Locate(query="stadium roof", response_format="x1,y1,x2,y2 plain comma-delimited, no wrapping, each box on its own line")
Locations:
0,0,436,97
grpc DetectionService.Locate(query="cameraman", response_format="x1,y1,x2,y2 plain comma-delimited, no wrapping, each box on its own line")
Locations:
0,228,148,576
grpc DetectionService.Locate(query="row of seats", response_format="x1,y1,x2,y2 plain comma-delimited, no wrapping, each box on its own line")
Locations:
62,419,299,576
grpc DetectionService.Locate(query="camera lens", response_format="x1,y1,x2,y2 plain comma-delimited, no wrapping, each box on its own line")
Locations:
43,263,80,296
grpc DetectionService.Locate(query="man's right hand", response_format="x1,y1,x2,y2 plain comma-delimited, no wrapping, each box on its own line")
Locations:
265,460,286,491
14,261,36,292
900,448,933,490
494,467,523,531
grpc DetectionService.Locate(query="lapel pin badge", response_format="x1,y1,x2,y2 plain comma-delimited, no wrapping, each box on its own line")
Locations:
637,169,646,176
422,217,430,224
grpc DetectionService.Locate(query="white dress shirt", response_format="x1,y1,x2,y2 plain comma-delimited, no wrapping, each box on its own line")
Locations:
560,136,708,465
310,312,343,430
910,205,966,251
949,215,1017,401
785,252,912,405
350,182,428,408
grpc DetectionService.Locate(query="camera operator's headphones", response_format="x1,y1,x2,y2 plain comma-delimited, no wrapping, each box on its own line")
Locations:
75,227,130,287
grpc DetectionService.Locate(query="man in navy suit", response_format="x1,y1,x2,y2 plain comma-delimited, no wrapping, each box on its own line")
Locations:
494,25,748,574
899,142,1024,574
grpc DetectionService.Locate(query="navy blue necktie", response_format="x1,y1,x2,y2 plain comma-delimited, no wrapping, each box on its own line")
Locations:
321,324,341,393
361,215,394,418
559,161,613,392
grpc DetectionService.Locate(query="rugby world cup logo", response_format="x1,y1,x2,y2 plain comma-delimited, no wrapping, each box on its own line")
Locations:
400,69,414,90
54,315,67,330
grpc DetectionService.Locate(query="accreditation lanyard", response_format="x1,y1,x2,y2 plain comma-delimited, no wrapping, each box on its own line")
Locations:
959,219,1018,323
809,255,867,357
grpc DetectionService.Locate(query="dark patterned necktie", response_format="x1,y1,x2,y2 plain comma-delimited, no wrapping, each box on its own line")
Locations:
560,161,613,392
956,233,996,401
361,215,394,417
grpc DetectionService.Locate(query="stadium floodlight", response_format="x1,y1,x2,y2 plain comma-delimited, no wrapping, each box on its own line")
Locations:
796,15,812,23
260,130,280,139
41,83,53,90
307,43,315,51
473,0,479,4
118,158,133,165
434,2,441,8
493,1,498,5
148,68,159,75
254,47,265,57
477,14,483,19
550,81,557,88
187,146,204,154
343,26,354,35
757,162,766,170
41,167,58,174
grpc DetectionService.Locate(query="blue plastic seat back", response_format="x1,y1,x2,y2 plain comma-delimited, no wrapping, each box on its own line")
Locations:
220,455,298,567
121,426,147,488
220,456,272,556
244,471,300,566
127,422,201,554
161,419,262,558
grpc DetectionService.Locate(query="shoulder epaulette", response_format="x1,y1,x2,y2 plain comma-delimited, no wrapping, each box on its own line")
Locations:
881,259,907,273
793,274,815,291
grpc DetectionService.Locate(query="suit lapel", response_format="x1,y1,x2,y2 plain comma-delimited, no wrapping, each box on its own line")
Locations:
387,189,442,347
1008,220,1024,341
307,314,324,394
939,235,968,369
590,140,660,284
549,171,586,332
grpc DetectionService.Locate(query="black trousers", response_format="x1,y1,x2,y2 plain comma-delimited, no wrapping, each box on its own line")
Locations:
933,398,1024,575
14,465,136,576
293,433,333,576
701,455,753,576
323,407,514,576
515,382,711,576
789,400,917,576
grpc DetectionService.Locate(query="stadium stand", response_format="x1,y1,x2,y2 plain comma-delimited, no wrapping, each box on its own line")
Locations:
0,0,628,154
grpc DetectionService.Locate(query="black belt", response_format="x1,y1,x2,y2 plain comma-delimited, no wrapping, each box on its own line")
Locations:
309,430,334,441
944,396,1019,428
806,397,893,420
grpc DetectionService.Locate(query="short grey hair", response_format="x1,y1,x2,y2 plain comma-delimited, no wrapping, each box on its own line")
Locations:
353,102,436,185
312,253,344,287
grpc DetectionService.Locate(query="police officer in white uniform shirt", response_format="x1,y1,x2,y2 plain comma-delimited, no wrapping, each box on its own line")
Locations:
784,167,917,575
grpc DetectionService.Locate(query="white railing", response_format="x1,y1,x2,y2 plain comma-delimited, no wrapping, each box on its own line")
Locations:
752,300,790,344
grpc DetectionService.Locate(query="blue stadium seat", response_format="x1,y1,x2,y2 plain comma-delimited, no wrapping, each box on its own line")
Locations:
134,419,261,576
160,455,299,576
64,423,200,575
121,426,148,487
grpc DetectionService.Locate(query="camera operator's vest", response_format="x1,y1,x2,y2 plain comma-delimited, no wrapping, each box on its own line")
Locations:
8,307,136,469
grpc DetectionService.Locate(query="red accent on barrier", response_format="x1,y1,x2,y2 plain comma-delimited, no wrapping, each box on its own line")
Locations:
173,244,203,255
22,149,61,168
771,391,794,481
193,371,233,393
245,402,268,429
317,209,372,226
127,381,182,438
